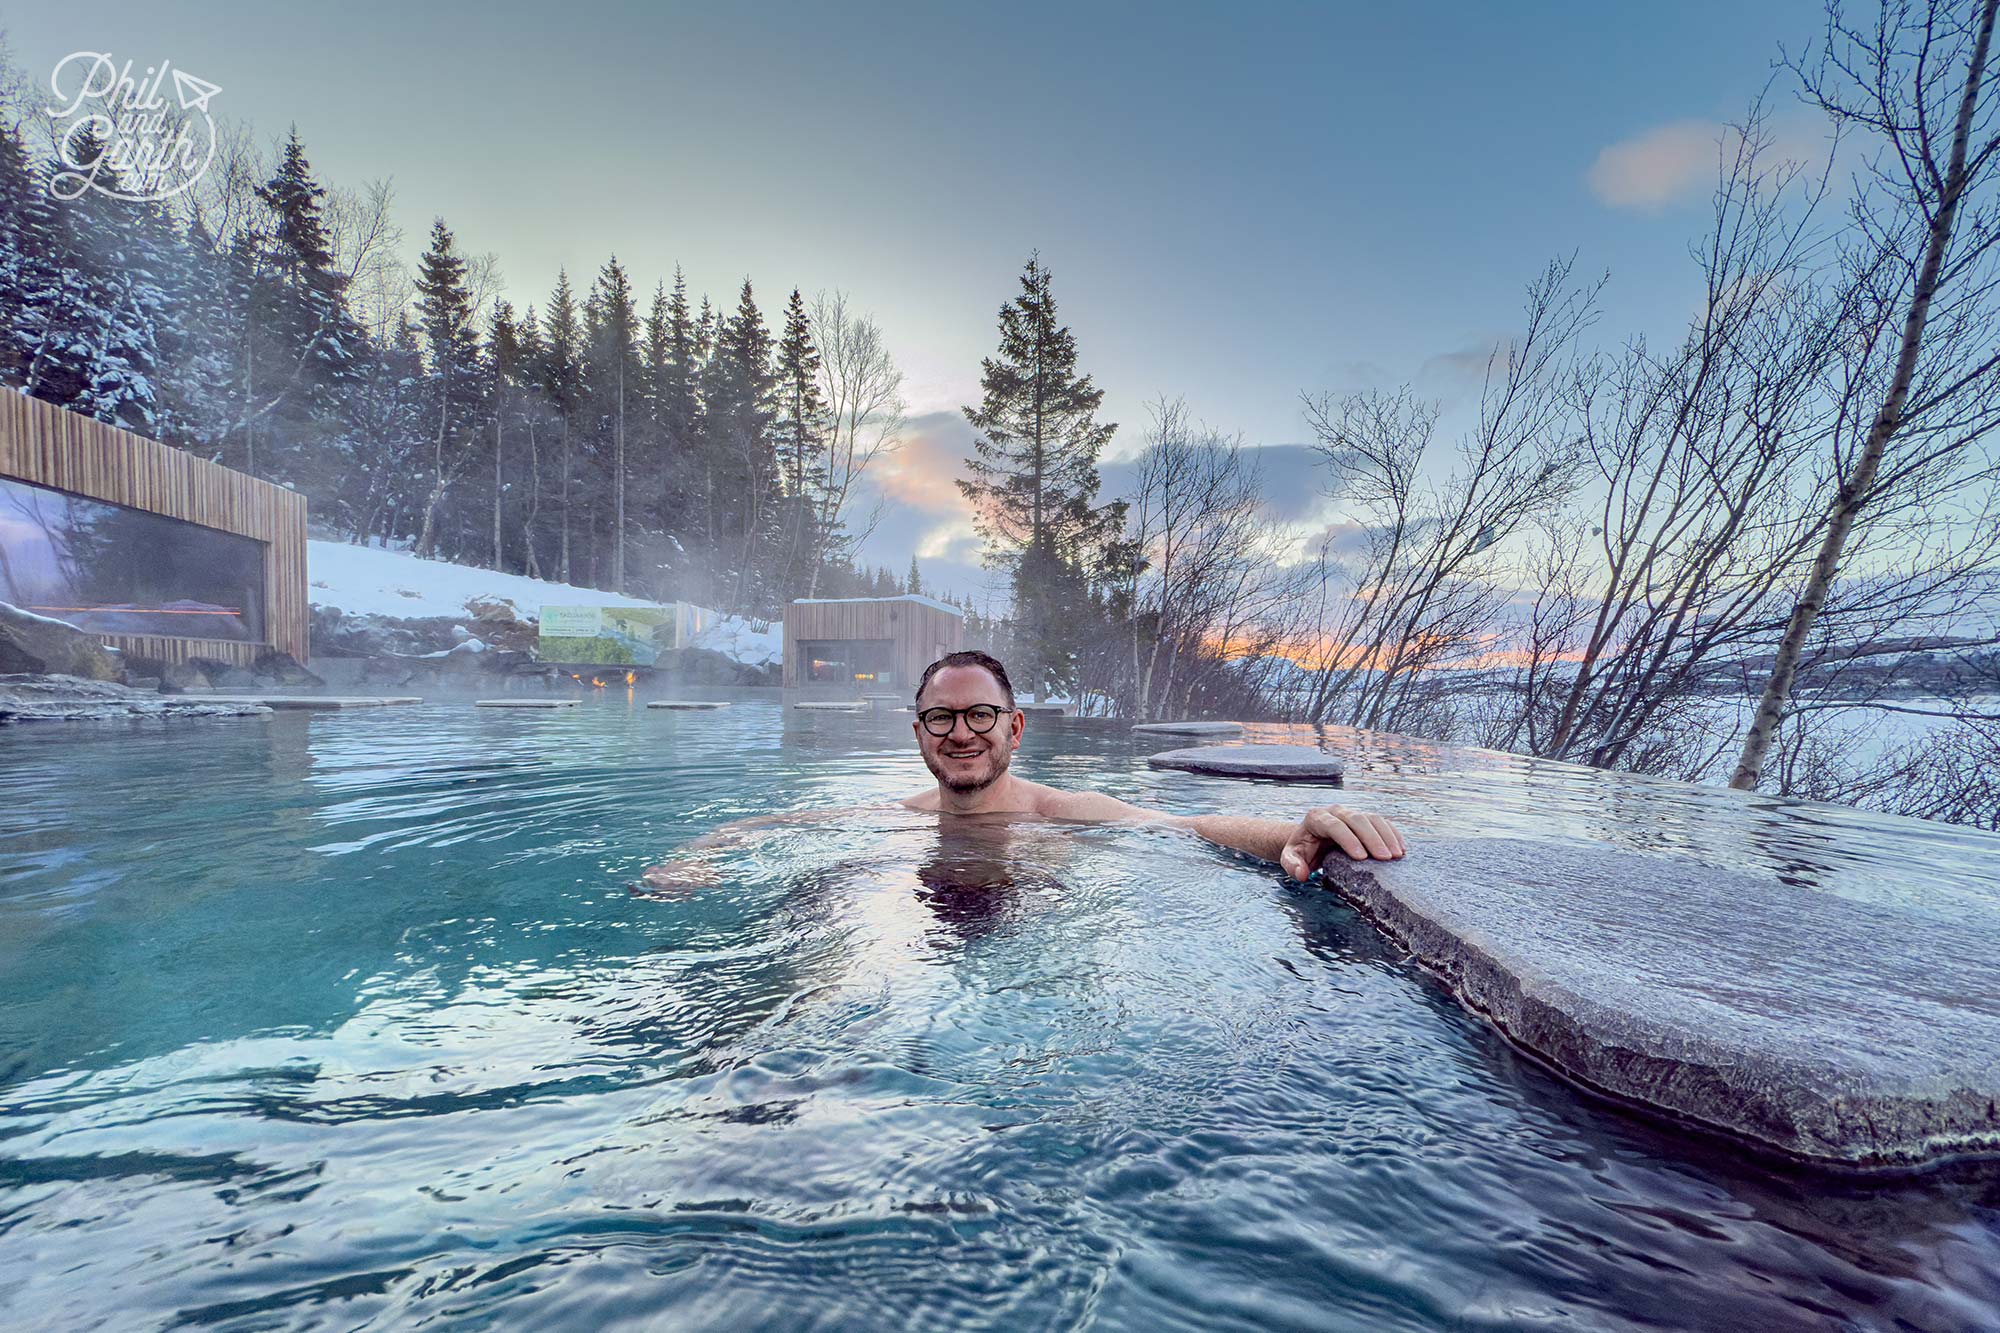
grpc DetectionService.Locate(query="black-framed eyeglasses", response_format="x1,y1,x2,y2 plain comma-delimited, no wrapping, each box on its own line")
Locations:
916,705,1015,736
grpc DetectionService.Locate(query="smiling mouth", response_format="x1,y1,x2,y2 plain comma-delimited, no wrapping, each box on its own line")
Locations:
942,747,982,759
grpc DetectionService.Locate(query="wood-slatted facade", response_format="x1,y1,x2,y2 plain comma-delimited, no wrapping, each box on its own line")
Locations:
783,596,964,696
0,393,309,666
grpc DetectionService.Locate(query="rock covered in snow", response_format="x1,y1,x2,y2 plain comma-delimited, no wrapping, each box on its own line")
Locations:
0,602,122,681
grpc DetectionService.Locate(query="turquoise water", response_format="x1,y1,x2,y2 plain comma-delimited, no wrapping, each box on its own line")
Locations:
1,702,1997,1330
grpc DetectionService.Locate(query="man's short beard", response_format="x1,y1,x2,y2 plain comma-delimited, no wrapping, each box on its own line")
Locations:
924,748,1006,793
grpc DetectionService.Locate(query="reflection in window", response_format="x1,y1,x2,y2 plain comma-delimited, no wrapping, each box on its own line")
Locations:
0,476,266,642
800,638,896,686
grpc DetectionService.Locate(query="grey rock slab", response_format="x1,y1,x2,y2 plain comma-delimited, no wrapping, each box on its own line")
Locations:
0,674,271,723
1315,835,2000,1166
647,700,730,710
1131,720,1244,736
476,699,578,708
1149,743,1344,781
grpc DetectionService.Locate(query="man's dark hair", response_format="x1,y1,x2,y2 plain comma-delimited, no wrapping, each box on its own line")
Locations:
915,650,1015,708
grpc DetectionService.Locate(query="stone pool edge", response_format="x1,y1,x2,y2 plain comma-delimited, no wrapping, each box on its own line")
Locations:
1314,855,2000,1170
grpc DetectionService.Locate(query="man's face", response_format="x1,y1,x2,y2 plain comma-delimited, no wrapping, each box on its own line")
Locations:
913,665,1024,793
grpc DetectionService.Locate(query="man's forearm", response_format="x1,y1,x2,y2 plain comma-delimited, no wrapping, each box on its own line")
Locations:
1179,814,1297,865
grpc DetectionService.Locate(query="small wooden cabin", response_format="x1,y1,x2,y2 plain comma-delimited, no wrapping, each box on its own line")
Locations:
783,595,965,698
0,394,309,667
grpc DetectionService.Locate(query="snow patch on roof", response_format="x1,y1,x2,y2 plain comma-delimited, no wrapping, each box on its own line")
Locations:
789,594,963,617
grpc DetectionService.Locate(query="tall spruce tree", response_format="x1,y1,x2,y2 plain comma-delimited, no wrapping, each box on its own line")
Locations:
344,310,427,546
690,294,720,572
158,214,239,453
486,300,525,568
513,304,550,576
642,279,672,578
253,130,356,377
772,287,827,499
540,270,584,580
959,255,1121,696
587,257,639,588
651,267,702,580
705,280,777,609
412,218,485,557
243,129,359,483
772,286,828,597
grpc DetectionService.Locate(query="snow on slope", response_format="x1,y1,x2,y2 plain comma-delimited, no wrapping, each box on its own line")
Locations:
689,617,782,668
307,540,781,668
308,540,659,620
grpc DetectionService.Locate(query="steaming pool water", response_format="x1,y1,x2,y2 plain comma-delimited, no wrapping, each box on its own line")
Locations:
1,702,1997,1330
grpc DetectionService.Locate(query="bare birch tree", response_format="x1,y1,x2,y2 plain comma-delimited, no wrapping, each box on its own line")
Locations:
1122,398,1297,720
1735,0,2000,788
1497,113,1848,774
1297,257,1597,735
807,292,905,595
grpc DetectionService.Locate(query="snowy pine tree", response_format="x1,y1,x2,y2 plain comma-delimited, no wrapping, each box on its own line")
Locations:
15,127,169,433
238,129,363,484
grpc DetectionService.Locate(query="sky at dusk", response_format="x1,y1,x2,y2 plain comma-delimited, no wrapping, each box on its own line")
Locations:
5,1,1832,600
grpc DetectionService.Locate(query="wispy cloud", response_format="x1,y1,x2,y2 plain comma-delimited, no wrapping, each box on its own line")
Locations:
1418,335,1514,398
871,410,977,515
1587,119,1724,212
914,516,983,563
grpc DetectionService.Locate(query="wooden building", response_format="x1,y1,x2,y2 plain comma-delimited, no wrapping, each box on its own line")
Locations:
783,595,965,698
0,393,309,667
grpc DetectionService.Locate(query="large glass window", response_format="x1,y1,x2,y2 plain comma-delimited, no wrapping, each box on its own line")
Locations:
0,476,266,643
800,639,896,686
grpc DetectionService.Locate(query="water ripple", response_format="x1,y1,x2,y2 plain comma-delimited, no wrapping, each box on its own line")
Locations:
0,706,1996,1329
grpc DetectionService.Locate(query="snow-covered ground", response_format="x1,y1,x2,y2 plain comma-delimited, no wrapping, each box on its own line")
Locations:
307,540,660,620
306,540,781,669
688,617,782,669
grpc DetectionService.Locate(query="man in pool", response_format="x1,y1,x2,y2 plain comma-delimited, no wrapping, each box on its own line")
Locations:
641,650,1403,891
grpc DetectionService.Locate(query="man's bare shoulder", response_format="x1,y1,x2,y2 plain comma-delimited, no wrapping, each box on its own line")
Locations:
1027,783,1173,824
900,779,1179,824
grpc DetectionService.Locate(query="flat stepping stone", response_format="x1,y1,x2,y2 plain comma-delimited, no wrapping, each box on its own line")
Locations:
1317,836,2000,1166
197,695,421,709
793,701,866,711
1148,743,1344,781
0,676,274,724
1019,704,1069,715
647,700,730,710
1131,720,1243,736
475,698,578,708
